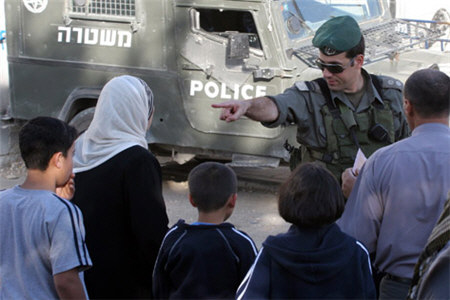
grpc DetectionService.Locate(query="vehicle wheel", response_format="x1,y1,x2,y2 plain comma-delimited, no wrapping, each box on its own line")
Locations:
69,107,96,134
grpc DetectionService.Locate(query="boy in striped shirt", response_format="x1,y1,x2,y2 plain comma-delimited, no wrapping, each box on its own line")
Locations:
0,117,92,299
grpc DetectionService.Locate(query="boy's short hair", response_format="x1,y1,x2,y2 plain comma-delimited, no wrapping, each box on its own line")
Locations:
19,117,78,171
278,162,345,228
188,162,237,212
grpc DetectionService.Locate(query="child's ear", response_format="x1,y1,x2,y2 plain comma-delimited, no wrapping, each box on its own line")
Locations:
50,152,64,169
228,193,237,208
188,194,197,207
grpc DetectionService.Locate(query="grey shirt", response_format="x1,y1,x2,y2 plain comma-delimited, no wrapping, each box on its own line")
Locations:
337,123,450,278
0,186,92,299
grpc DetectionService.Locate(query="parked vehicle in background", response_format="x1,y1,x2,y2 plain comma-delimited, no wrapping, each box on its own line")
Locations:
4,0,449,166
389,0,450,51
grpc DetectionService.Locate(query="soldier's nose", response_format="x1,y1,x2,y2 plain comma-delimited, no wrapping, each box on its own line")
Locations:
322,68,333,78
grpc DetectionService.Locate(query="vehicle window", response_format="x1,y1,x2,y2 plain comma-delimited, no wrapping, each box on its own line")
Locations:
280,0,382,40
195,9,262,49
68,0,136,21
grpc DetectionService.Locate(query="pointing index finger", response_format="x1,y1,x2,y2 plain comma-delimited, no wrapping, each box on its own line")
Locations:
211,102,233,108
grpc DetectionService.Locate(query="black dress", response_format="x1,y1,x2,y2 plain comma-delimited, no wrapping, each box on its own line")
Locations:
72,145,169,299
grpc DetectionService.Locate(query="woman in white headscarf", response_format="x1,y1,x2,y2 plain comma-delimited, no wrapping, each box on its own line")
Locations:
72,75,169,299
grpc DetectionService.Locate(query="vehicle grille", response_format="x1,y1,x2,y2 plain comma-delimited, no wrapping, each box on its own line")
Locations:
70,0,135,18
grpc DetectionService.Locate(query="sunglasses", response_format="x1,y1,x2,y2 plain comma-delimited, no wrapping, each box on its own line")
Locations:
315,57,356,74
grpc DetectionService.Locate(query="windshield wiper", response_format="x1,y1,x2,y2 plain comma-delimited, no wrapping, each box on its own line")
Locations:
289,0,314,33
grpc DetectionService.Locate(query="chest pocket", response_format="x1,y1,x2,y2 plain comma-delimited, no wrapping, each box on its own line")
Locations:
322,102,394,161
325,104,364,161
321,104,357,162
372,103,395,143
354,112,370,144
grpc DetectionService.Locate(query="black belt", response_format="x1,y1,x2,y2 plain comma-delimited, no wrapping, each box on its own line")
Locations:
385,273,412,284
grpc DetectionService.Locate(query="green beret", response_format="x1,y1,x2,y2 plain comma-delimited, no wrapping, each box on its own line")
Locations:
312,16,361,56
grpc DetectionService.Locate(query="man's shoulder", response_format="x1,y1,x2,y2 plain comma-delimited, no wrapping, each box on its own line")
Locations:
371,74,403,92
0,186,14,196
364,136,410,167
294,80,323,94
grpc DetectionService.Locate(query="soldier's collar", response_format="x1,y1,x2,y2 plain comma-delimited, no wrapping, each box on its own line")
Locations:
329,90,352,109
329,69,384,108
361,69,384,106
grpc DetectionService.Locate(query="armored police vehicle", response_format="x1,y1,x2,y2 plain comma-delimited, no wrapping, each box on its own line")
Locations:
4,0,449,166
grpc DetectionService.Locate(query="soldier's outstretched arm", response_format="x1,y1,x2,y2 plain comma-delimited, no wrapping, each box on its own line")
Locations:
211,97,278,123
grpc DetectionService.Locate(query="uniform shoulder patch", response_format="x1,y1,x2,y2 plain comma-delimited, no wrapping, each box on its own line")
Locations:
294,80,321,93
294,81,310,91
377,75,403,91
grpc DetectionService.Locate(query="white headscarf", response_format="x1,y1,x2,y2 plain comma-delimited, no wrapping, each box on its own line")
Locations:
73,75,154,173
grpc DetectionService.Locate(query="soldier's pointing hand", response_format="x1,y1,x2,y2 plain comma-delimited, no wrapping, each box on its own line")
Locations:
212,101,250,122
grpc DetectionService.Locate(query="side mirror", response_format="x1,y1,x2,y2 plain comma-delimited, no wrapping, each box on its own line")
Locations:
227,32,250,60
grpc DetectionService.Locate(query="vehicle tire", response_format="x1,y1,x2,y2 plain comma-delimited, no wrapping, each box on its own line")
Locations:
69,107,96,134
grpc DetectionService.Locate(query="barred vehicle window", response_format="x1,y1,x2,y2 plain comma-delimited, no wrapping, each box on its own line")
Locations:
69,0,136,20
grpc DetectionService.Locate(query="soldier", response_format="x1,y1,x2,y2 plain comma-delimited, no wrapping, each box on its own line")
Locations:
212,15,410,181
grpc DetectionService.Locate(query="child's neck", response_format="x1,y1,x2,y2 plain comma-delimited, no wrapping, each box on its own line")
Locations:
20,169,56,192
197,210,227,225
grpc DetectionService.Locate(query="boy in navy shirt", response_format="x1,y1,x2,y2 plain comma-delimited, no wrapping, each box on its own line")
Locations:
153,162,257,299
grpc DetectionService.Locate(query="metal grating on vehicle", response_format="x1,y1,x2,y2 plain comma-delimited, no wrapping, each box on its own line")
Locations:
292,19,445,67
71,0,135,18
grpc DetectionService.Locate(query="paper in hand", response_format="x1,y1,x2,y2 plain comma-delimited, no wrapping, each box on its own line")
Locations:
352,148,367,175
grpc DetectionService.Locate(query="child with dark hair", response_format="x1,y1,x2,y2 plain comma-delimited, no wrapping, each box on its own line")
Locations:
153,162,257,299
0,117,92,299
236,162,376,299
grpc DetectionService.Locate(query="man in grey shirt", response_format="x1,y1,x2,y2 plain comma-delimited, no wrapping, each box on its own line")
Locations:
337,68,450,300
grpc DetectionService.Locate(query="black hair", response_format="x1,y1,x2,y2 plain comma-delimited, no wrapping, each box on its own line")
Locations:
188,162,237,212
278,162,345,228
404,69,450,118
346,35,365,58
19,117,78,171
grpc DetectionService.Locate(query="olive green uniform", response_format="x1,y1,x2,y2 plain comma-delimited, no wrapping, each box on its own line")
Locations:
262,69,410,178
